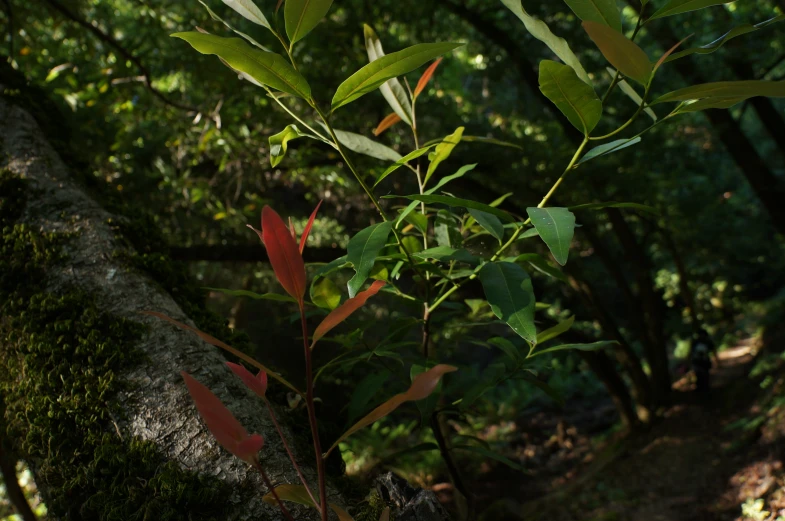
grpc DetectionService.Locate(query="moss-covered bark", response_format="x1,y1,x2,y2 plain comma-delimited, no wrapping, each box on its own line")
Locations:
0,86,332,520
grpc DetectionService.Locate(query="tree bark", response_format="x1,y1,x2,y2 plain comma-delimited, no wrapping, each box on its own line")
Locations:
605,209,672,406
577,351,640,432
561,261,653,418
0,92,336,520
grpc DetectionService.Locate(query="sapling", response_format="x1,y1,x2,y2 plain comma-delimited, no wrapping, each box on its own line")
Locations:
151,0,785,518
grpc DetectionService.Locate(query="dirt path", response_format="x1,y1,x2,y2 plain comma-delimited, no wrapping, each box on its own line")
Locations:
524,344,769,521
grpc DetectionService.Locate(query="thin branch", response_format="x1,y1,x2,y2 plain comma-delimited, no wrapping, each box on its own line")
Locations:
0,445,38,521
41,0,198,112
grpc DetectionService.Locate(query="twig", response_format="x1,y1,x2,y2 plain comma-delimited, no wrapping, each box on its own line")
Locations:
40,0,198,112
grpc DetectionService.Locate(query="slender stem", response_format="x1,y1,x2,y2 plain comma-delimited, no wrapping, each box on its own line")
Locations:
263,399,318,508
252,460,297,521
430,412,474,517
313,105,428,287
428,137,590,314
263,87,330,143
301,310,329,521
410,94,433,356
590,84,651,141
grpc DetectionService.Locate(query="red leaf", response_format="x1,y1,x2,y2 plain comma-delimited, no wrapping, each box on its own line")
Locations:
299,200,323,254
288,217,297,242
324,364,457,457
247,224,264,243
142,311,302,395
262,206,306,305
181,372,264,463
311,280,386,347
226,362,268,398
414,58,443,98
373,113,402,136
653,34,693,74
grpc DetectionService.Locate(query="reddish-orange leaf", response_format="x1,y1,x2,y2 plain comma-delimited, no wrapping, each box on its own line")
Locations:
288,217,297,242
181,371,264,463
311,280,386,347
275,0,283,13
262,206,306,306
142,311,302,395
653,34,693,75
247,224,264,243
414,57,443,98
262,485,354,520
373,113,402,136
299,200,323,253
324,364,457,457
226,362,268,398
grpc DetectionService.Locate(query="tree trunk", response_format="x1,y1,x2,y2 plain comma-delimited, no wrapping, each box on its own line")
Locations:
577,351,640,432
561,261,653,418
604,209,672,406
0,91,338,520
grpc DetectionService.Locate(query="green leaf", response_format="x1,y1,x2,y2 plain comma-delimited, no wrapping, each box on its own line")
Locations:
204,287,298,302
403,212,428,235
388,194,515,222
334,129,402,162
667,15,785,62
332,42,463,111
583,22,651,85
510,253,568,282
453,444,526,471
413,246,480,265
434,210,462,249
501,0,591,85
479,262,537,343
526,207,576,266
374,145,436,187
222,0,270,29
400,235,424,255
364,25,413,125
539,60,602,135
171,32,311,98
648,0,735,21
652,80,785,104
675,97,747,113
425,127,464,185
347,222,394,297
468,209,504,243
269,124,306,167
536,316,575,344
285,0,334,45
348,370,390,422
606,68,657,121
310,277,342,310
577,137,642,165
531,340,616,357
488,336,524,363
568,201,659,214
564,0,621,32
396,164,478,227
198,1,271,51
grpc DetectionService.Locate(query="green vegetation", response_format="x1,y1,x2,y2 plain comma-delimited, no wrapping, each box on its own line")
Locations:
3,0,785,519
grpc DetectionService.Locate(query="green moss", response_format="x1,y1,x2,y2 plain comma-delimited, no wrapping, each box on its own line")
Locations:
0,171,233,520
353,488,394,521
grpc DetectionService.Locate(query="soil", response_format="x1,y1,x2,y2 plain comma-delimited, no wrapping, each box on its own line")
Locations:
464,340,785,521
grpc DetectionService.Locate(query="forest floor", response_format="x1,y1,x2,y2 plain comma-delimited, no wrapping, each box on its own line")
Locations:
470,337,785,521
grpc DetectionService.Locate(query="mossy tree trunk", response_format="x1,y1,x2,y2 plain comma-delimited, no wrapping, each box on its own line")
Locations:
0,91,339,520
